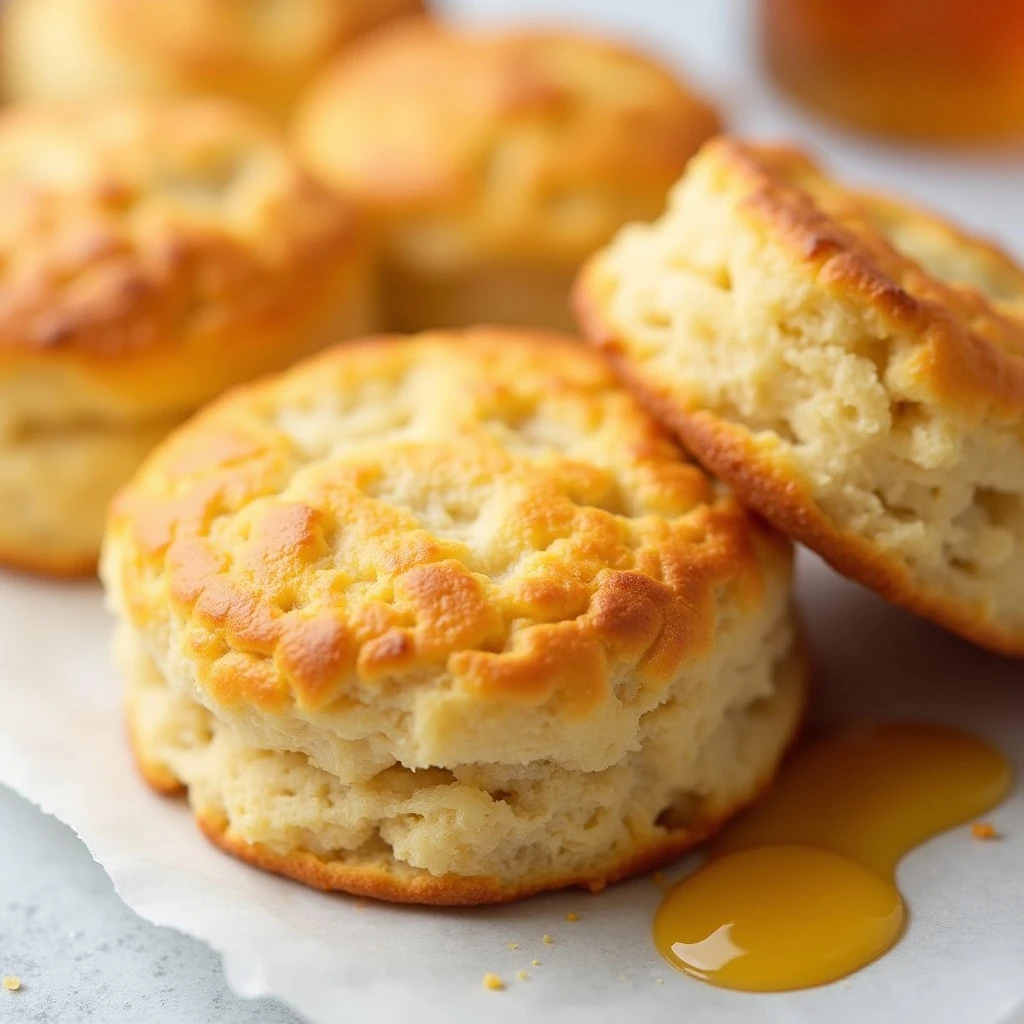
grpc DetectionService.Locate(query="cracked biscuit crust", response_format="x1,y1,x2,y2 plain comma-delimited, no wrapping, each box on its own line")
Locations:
578,138,1024,655
103,329,793,776
0,99,372,420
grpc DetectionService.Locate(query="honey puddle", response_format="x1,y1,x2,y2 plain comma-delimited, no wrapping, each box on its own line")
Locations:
654,722,1012,992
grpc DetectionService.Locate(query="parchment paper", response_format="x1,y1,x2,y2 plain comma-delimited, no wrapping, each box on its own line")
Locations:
0,556,1022,1024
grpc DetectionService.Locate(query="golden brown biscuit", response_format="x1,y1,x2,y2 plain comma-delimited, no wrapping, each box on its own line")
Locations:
2,0,427,120
0,99,374,576
293,20,719,333
104,329,808,904
577,137,1024,656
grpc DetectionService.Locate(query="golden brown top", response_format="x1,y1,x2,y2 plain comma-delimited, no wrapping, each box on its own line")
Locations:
103,330,789,770
293,20,720,266
2,0,427,118
0,100,370,423
672,139,1024,420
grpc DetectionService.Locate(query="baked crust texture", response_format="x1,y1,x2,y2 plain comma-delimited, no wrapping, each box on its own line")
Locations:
106,329,806,900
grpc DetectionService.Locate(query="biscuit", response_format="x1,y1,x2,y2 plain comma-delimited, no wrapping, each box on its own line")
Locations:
103,329,809,904
2,0,427,120
577,138,1024,655
0,99,374,575
293,20,719,333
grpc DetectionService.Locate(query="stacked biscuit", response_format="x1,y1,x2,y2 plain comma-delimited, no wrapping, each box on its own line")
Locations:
104,331,807,902
0,2,1019,905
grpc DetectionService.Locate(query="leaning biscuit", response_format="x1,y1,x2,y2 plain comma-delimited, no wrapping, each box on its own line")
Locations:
2,0,427,120
293,20,719,333
577,137,1024,656
0,99,374,576
104,328,808,905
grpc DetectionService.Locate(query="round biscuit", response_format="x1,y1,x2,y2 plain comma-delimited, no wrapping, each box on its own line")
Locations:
104,328,807,901
0,98,374,574
577,138,1024,656
294,20,719,333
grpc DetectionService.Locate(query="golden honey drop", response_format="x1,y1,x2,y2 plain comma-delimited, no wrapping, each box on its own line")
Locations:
654,723,1012,992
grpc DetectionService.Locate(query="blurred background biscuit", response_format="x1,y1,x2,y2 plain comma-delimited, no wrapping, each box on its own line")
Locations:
577,137,1024,656
293,19,719,333
2,0,428,120
0,98,374,576
103,328,807,903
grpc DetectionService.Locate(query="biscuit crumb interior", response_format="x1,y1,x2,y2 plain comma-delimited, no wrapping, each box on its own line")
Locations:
590,144,1024,642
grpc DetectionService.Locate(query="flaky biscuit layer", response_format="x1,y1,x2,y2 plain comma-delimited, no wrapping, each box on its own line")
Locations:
124,617,808,903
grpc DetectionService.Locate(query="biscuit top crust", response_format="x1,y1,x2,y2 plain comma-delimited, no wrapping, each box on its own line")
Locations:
105,330,787,766
93,0,425,75
293,20,720,264
3,0,427,117
0,100,364,407
662,139,1024,420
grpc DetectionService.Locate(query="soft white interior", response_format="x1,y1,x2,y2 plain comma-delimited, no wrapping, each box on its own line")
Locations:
596,168,1024,634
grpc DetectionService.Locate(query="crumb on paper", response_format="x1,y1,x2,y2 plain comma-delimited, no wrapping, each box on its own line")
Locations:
516,970,529,982
507,942,518,950
482,973,504,991
972,822,999,840
655,978,664,985
531,959,541,967
566,911,579,922
2,976,20,992
542,934,554,945
652,871,666,884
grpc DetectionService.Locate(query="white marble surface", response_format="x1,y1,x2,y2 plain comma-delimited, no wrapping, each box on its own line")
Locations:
0,783,301,1023
1,2,1022,1023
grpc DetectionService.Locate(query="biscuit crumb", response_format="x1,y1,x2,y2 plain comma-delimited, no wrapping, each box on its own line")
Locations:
652,871,666,884
566,911,579,922
507,942,519,950
972,822,999,840
655,977,664,985
482,973,504,991
516,970,529,982
531,959,541,967
2,977,20,992
542,934,554,945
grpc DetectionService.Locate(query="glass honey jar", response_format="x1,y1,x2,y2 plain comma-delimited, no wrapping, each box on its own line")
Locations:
761,0,1024,142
